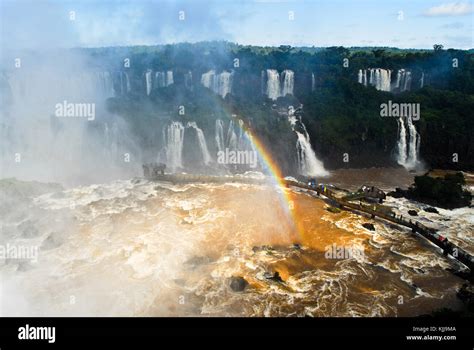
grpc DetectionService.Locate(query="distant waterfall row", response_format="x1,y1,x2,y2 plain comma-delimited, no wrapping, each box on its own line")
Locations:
262,69,295,100
396,117,420,170
358,68,423,92
200,70,233,98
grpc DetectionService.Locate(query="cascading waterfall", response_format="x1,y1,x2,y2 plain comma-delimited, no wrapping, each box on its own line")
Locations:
396,118,408,166
311,73,316,92
187,122,212,165
164,121,185,170
358,69,368,86
145,70,153,95
374,68,391,92
153,70,174,90
358,68,414,92
154,72,165,88
166,71,174,86
218,71,232,98
406,117,420,167
201,70,233,97
281,70,294,97
287,113,328,177
265,69,281,100
396,117,420,169
215,120,225,153
359,68,391,91
263,69,295,100
117,71,131,95
394,69,412,92
419,72,424,88
226,120,238,152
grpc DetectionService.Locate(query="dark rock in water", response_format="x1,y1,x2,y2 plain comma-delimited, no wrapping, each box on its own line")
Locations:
292,243,301,250
264,271,284,283
424,207,439,214
362,223,375,231
229,276,248,292
389,174,471,209
252,245,273,253
457,284,474,312
387,188,405,198
408,210,418,216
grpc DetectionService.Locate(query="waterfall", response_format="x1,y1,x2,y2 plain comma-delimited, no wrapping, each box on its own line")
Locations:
145,70,153,95
311,73,316,92
226,120,238,151
419,72,424,88
396,118,408,166
218,71,232,97
265,69,281,100
187,122,212,165
166,71,174,86
403,71,412,92
164,121,185,170
215,119,225,153
358,70,363,84
201,70,232,98
395,69,412,92
396,117,420,169
406,117,420,167
154,71,165,88
125,72,131,93
360,68,391,91
118,72,131,95
263,69,295,100
287,113,328,177
153,71,174,89
281,70,294,97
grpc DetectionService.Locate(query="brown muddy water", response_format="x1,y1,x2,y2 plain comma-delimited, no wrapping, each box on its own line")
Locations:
0,168,472,316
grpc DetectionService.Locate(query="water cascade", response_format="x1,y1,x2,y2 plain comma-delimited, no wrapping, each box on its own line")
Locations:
200,70,233,98
187,122,212,165
263,69,295,100
394,69,412,92
163,121,185,170
215,120,225,153
287,112,328,177
145,70,153,95
396,117,420,170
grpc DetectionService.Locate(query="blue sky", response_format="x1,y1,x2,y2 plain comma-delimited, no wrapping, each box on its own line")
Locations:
1,0,472,49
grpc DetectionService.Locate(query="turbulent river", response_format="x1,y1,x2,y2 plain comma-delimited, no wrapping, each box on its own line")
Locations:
0,168,472,316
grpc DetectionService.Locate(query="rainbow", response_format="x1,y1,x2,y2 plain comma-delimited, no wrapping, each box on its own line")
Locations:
236,120,303,237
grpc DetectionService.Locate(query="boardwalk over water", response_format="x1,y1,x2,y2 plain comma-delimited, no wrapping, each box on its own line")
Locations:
284,179,474,273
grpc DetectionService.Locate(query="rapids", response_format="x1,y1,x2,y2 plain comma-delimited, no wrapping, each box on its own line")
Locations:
0,171,471,317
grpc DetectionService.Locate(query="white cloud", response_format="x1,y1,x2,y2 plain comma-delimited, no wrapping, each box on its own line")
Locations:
424,2,473,16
